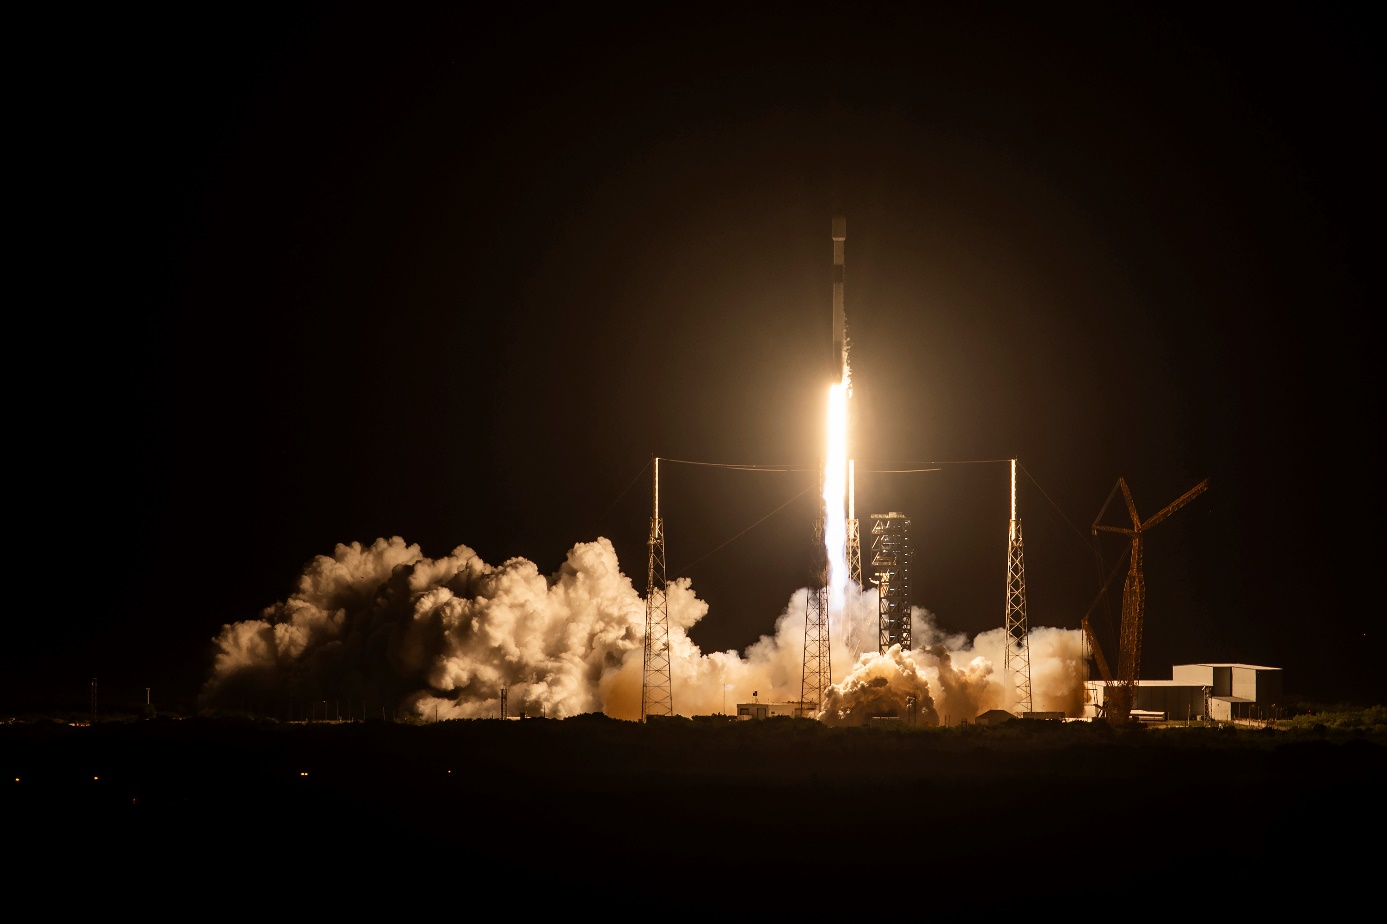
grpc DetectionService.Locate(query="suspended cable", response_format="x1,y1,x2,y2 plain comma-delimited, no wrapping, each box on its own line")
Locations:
1017,461,1092,547
672,485,813,577
595,457,653,524
859,467,941,473
660,457,1008,472
854,457,1009,471
659,458,810,472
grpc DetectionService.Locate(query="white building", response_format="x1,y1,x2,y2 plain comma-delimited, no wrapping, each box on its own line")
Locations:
735,701,805,720
1084,663,1284,722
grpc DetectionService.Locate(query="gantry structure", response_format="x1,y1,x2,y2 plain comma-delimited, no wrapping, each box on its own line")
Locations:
871,512,911,653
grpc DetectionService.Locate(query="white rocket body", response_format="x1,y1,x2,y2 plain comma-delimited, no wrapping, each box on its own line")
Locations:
831,215,846,377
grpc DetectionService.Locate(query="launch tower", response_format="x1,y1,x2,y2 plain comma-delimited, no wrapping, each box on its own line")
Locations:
871,513,911,652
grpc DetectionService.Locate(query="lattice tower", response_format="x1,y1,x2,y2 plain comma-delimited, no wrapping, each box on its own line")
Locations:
1004,460,1033,713
641,458,673,720
802,506,831,716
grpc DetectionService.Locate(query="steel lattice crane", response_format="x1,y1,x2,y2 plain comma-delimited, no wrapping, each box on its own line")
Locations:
1088,476,1209,725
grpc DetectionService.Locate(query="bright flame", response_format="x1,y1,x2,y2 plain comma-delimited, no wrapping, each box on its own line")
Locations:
824,378,849,622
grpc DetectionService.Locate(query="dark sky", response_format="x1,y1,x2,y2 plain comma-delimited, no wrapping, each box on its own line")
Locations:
13,3,1379,712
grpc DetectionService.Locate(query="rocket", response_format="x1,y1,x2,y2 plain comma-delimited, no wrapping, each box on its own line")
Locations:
831,214,847,377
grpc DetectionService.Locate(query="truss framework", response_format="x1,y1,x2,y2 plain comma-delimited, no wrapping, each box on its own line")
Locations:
641,461,673,721
1091,476,1210,725
801,516,831,715
871,512,911,653
1004,517,1033,714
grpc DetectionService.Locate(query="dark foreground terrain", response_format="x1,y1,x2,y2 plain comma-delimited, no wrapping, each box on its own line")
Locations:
5,715,1383,910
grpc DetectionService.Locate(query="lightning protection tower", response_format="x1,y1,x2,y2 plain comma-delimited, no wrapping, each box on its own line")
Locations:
802,483,831,717
1004,459,1033,714
642,458,673,720
871,513,911,652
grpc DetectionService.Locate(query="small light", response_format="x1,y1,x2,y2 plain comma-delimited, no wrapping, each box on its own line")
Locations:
93,776,99,781
300,771,308,776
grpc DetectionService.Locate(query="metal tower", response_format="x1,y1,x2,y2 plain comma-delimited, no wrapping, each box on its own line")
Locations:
801,494,831,716
1004,459,1033,714
641,458,673,720
871,512,911,652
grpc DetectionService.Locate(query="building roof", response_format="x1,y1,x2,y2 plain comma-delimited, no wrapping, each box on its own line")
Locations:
1174,662,1281,671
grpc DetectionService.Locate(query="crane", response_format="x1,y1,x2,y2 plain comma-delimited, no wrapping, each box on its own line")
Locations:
1089,476,1210,725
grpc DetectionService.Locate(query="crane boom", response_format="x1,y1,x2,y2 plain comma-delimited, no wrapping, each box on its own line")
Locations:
1089,476,1209,724
1141,478,1209,532
1081,615,1114,683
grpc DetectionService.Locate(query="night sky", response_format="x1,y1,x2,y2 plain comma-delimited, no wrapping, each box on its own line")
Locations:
13,4,1378,713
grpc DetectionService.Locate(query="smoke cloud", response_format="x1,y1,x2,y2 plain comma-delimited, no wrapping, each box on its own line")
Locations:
201,536,1086,723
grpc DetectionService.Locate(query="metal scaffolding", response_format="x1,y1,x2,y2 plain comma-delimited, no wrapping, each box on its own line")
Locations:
641,458,673,720
871,512,911,653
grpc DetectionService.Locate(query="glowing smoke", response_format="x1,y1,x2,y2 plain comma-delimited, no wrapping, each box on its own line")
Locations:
200,535,1086,723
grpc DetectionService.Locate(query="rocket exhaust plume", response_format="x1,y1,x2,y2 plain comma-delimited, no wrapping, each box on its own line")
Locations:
824,380,849,615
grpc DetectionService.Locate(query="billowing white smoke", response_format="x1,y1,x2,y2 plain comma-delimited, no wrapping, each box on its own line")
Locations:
201,536,1086,723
